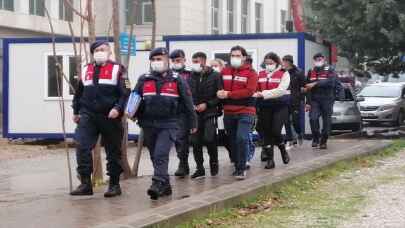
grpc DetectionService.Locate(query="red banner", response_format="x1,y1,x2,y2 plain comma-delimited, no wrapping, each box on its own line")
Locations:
331,44,338,64
291,0,306,32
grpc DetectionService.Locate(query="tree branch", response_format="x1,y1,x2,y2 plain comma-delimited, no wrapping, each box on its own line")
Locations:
43,4,73,193
63,0,89,21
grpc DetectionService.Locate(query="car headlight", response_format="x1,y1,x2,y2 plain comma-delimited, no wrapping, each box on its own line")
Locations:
379,105,396,111
345,107,357,115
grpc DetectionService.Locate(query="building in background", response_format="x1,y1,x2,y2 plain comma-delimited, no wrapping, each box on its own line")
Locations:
94,0,291,43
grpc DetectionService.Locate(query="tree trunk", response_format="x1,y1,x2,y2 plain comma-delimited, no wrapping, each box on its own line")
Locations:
92,137,104,187
87,0,96,43
112,0,132,179
112,0,121,63
151,0,157,49
84,0,103,184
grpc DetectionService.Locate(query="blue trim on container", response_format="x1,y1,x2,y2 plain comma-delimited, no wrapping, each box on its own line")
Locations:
163,32,314,42
2,38,10,138
297,33,306,71
3,36,114,44
5,133,139,140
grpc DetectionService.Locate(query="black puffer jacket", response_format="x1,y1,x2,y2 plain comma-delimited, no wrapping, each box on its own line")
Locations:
287,65,306,106
189,67,223,119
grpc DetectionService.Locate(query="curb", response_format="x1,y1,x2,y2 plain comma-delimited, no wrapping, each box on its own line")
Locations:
93,140,392,228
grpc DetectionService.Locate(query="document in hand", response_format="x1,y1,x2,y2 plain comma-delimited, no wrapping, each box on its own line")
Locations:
126,91,142,118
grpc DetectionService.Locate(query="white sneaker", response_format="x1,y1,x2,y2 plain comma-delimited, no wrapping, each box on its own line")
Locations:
286,143,293,151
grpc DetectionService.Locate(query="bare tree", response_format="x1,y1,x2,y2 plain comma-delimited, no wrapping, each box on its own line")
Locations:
151,0,157,49
43,4,73,192
63,0,103,186
111,0,132,179
112,0,121,63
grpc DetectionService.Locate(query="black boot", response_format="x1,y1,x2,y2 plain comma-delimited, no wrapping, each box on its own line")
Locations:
70,175,93,196
261,147,269,162
265,147,275,169
104,176,122,198
312,139,319,148
147,180,172,200
279,144,290,164
174,160,190,177
319,137,328,150
210,161,219,176
191,167,205,179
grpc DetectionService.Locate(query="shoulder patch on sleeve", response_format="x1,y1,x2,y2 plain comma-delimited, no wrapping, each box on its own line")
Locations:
124,78,131,89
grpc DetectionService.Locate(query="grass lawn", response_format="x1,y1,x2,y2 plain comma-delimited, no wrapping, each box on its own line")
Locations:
177,140,405,228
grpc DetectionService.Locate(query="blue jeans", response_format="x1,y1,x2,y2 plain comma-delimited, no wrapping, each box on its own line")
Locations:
224,114,254,171
246,131,255,162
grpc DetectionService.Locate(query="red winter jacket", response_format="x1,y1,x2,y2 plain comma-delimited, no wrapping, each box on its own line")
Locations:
221,64,258,115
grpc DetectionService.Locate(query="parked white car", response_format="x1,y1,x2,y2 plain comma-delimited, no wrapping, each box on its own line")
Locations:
332,86,363,132
358,83,405,126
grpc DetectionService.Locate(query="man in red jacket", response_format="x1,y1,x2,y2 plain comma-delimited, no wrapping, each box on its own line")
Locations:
217,46,258,180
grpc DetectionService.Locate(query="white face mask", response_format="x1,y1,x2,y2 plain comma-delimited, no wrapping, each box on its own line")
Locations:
212,66,221,73
171,63,184,71
191,63,203,73
93,51,109,65
230,57,243,68
150,61,167,73
266,64,277,72
314,60,325,67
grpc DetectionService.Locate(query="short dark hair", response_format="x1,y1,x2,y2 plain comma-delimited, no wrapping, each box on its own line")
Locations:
230,45,248,57
282,55,294,64
169,49,186,59
192,52,207,60
264,52,281,65
313,53,325,60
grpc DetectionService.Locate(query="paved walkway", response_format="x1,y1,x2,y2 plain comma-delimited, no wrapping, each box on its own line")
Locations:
0,139,390,228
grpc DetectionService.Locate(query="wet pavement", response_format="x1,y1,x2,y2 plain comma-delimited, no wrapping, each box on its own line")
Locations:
0,139,384,228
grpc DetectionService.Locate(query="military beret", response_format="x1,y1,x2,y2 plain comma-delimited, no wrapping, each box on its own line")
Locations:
149,47,169,60
90,40,109,54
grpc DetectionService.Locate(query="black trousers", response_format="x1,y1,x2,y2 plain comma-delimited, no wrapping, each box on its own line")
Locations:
75,111,123,177
285,101,303,141
309,99,334,142
191,117,218,169
175,114,190,163
257,106,288,146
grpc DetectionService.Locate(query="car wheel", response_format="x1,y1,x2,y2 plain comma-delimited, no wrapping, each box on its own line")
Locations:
395,110,404,126
352,122,362,132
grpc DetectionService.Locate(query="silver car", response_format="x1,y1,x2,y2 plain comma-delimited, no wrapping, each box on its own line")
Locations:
358,83,405,125
332,87,363,132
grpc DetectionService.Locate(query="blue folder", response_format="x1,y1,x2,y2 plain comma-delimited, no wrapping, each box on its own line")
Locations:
126,91,142,118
